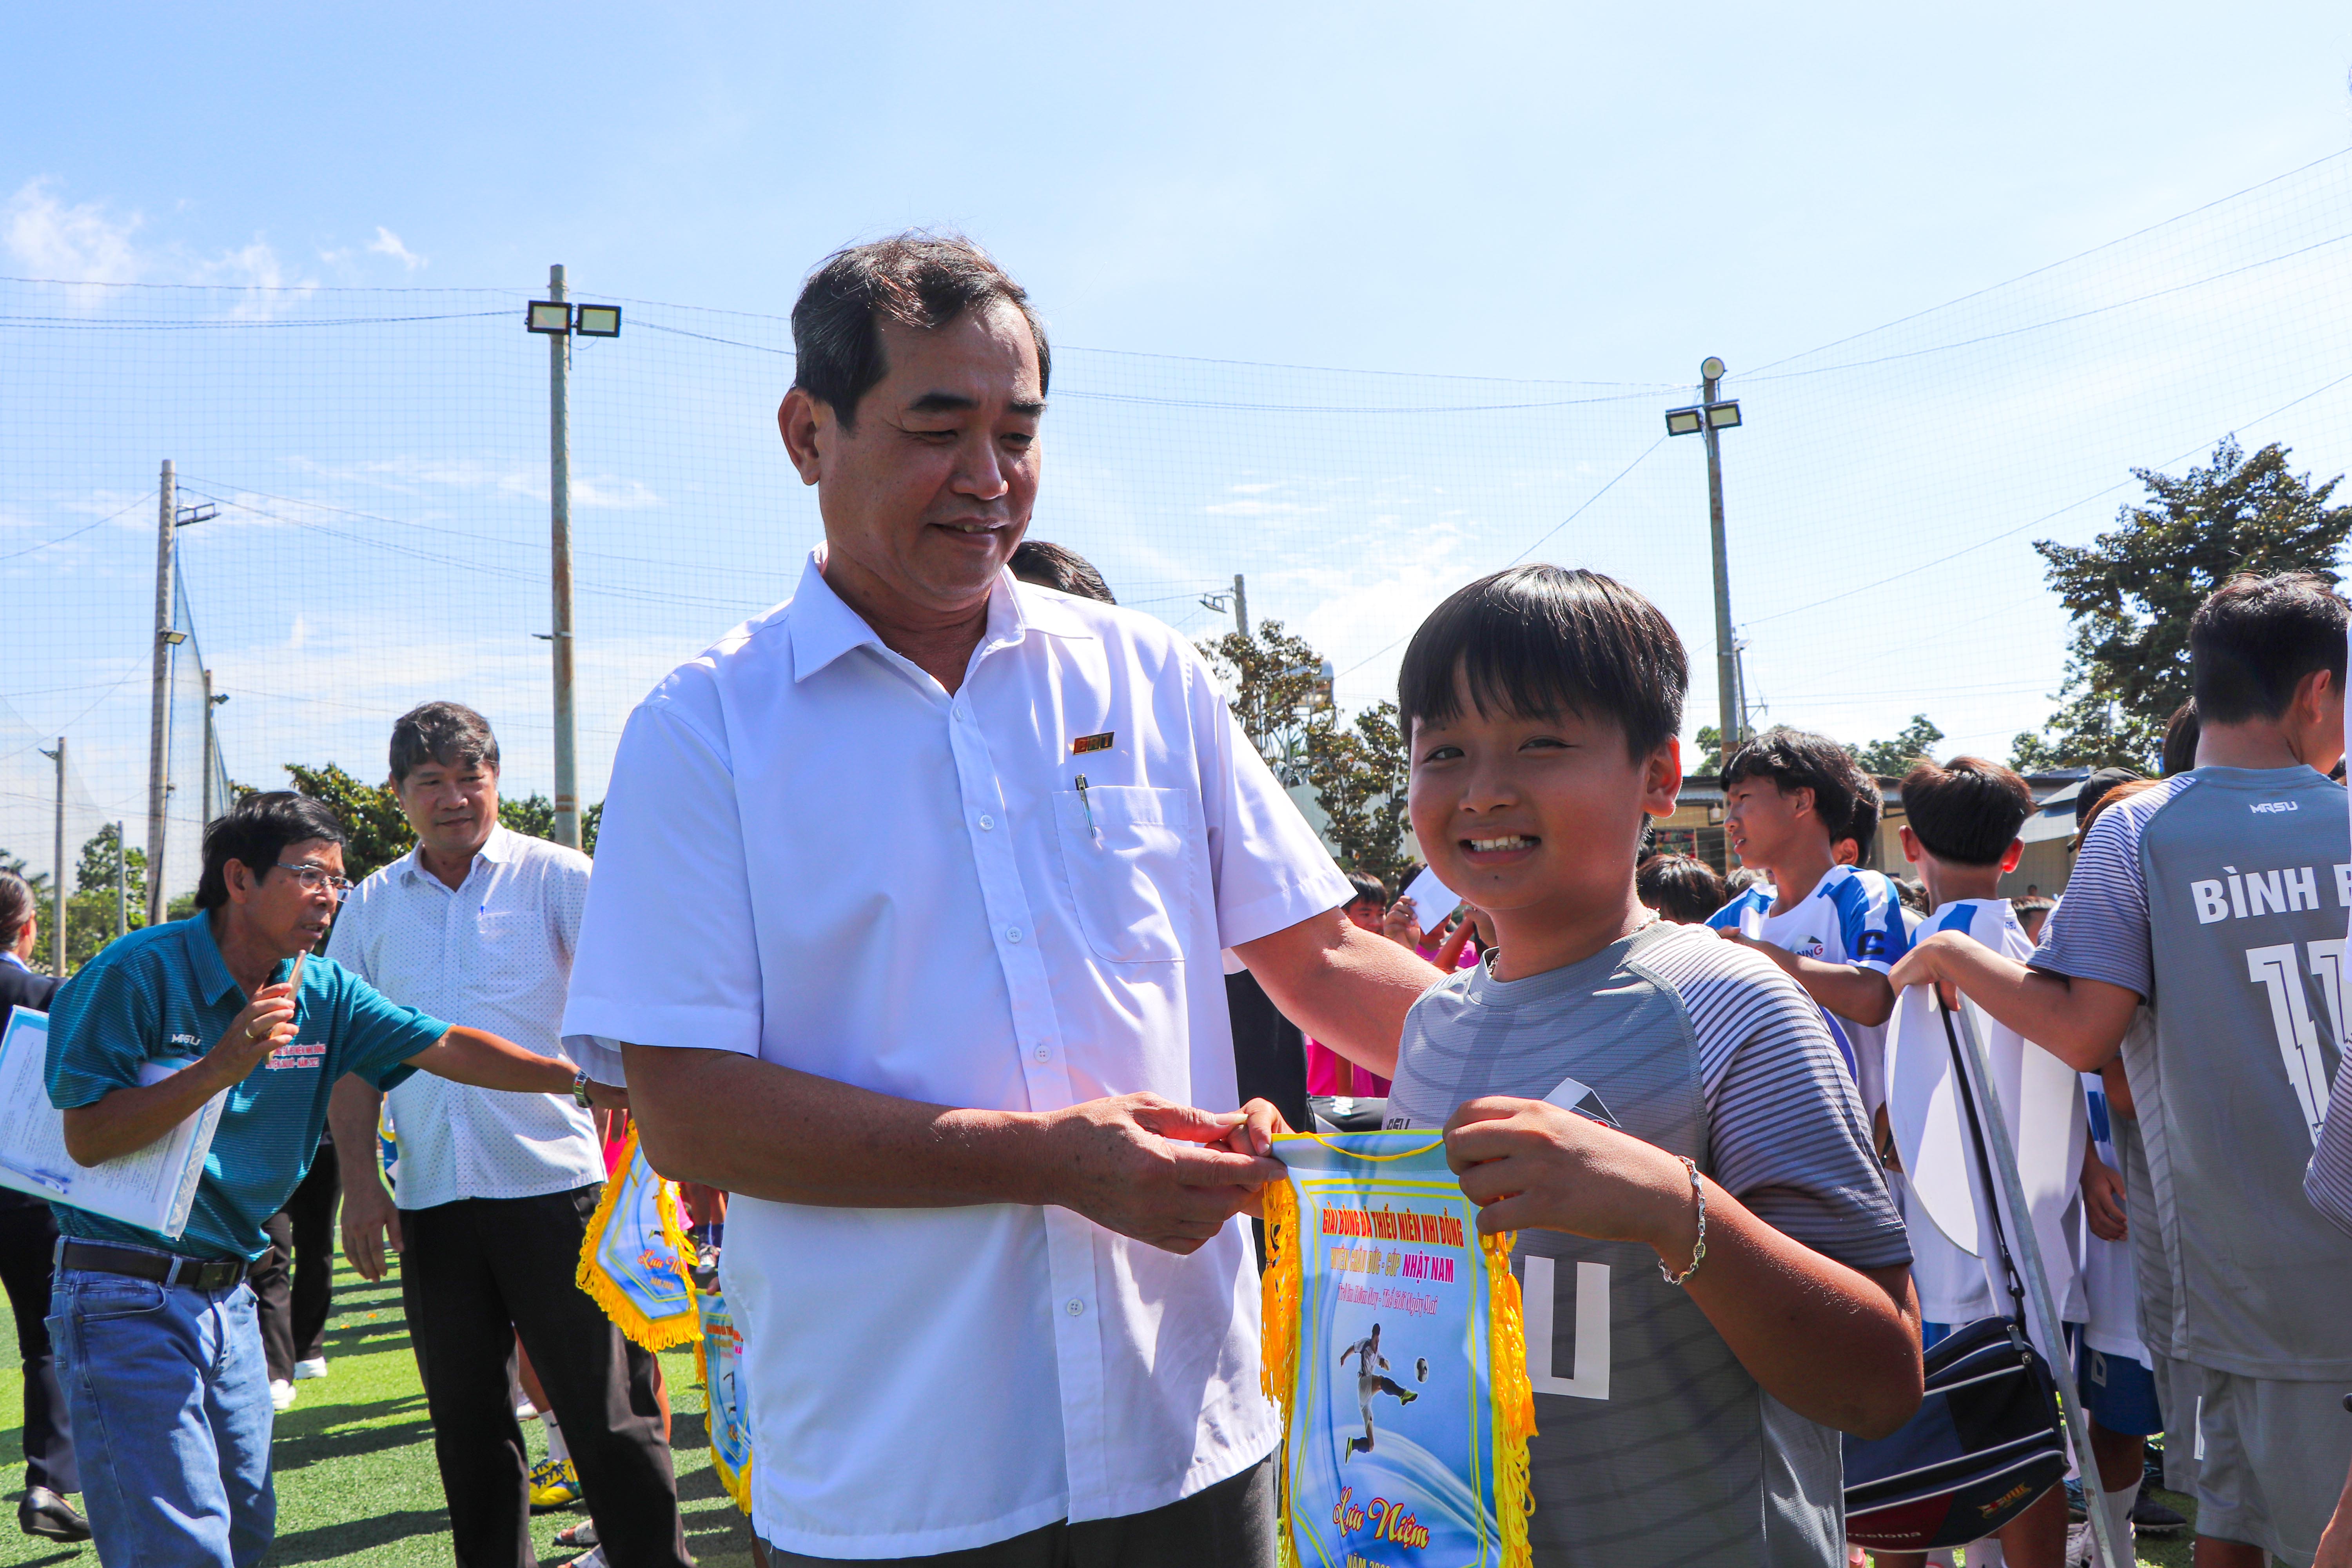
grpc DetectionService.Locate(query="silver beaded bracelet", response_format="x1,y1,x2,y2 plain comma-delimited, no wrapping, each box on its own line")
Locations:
1658,1156,1707,1286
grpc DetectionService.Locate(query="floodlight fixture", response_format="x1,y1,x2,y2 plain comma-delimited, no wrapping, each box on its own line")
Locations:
527,301,573,334
174,502,217,528
1704,400,1742,430
1664,406,1706,437
1700,356,1726,381
574,304,622,338
162,629,188,646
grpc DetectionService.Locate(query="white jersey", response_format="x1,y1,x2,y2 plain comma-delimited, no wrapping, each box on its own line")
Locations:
2080,1069,2148,1365
1887,897,2087,1356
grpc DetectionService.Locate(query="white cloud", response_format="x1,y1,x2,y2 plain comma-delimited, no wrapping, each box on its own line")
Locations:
4,178,144,286
2,176,316,317
366,226,425,270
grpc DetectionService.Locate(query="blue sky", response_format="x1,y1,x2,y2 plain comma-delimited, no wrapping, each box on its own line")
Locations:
5,4,2352,890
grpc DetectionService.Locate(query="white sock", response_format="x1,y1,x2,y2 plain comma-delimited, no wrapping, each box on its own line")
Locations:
540,1408,568,1463
2095,1481,2138,1556
1967,1539,2004,1567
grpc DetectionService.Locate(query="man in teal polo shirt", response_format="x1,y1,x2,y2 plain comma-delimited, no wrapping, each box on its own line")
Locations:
44,791,617,1568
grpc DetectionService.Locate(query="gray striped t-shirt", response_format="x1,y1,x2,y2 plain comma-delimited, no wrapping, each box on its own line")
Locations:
1385,920,1908,1566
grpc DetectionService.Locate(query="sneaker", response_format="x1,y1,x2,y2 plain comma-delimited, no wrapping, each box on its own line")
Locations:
557,1520,600,1548
270,1379,298,1412
1399,1390,1418,1405
2064,1476,2087,1521
570,1547,606,1568
515,1399,539,1419
293,1356,329,1380
2131,1491,2188,1537
529,1457,581,1512
2067,1517,2133,1566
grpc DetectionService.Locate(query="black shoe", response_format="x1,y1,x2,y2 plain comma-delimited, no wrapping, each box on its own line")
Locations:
2131,1492,2188,1537
18,1487,90,1543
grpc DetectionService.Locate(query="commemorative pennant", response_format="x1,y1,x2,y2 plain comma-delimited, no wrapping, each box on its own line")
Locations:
1261,1131,1535,1568
576,1125,700,1351
695,1276,755,1513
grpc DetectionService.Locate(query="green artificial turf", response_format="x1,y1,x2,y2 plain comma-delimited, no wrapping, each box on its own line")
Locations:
0,1250,2221,1566
0,1252,756,1566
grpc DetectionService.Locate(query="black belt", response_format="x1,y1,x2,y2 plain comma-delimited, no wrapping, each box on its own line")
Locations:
57,1240,244,1292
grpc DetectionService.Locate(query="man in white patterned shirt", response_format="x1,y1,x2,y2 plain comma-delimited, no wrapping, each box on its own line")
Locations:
326,703,687,1568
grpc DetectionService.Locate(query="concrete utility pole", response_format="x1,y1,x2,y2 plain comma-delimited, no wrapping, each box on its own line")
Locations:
36,739,67,976
547,265,581,849
1232,573,1250,639
1700,358,1739,773
115,820,127,940
147,460,176,924
200,667,218,828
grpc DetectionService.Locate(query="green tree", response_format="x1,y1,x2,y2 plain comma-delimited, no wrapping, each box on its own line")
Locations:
59,822,147,970
1303,701,1415,892
287,764,603,878
2010,439,2352,772
0,852,57,973
1199,620,1330,786
1850,716,1945,778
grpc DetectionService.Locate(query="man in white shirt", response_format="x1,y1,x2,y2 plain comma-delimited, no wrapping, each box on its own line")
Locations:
562,234,1442,1566
327,703,687,1568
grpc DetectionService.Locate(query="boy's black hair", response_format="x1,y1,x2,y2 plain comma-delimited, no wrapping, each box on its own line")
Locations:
1845,779,1884,865
1899,755,2035,867
1344,870,1388,908
1636,853,1725,925
196,791,348,912
1720,728,1871,843
1396,566,1686,756
2161,700,2200,776
1895,877,1931,914
2190,572,2349,725
1008,539,1115,605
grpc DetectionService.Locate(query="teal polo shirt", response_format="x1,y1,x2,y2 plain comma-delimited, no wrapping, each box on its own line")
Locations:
46,914,448,1262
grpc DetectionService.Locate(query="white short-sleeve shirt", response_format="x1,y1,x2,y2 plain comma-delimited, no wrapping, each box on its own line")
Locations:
561,550,1352,1558
326,824,604,1209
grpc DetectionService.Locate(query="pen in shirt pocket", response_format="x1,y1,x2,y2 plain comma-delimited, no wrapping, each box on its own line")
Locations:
1076,774,1100,841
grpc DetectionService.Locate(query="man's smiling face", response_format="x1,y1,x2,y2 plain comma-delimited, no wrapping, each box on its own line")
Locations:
784,302,1045,623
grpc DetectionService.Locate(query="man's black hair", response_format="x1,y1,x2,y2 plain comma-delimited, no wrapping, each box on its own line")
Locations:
0,869,33,950
1396,566,1687,756
792,231,1051,430
1636,853,1725,925
390,701,499,787
2073,766,2145,829
1900,755,2034,867
2161,700,2200,776
1720,728,1871,843
1009,539,1114,605
1344,871,1388,908
2190,571,2349,725
196,791,347,912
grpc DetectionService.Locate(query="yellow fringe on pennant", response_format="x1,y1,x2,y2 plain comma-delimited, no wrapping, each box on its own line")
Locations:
1483,1229,1537,1568
576,1127,702,1352
1258,1178,1302,1568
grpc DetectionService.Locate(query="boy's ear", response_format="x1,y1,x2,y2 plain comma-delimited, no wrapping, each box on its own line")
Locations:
1642,737,1684,818
1785,783,1816,823
1898,824,1924,866
1999,838,2024,874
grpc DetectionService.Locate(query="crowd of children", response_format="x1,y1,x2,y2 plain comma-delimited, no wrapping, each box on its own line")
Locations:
1365,563,2352,1567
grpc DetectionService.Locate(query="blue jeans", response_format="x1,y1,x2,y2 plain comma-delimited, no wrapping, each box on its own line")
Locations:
46,1261,275,1568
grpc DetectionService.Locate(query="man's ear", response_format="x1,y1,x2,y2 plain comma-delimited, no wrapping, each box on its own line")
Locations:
777,387,830,486
224,858,253,906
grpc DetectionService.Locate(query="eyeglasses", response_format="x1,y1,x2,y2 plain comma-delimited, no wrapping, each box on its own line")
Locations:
276,863,355,901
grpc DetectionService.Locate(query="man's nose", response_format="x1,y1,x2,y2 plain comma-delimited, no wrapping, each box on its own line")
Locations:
951,431,1011,502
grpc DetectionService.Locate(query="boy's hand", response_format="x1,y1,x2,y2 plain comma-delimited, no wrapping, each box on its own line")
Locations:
1442,1096,1697,1265
1382,898,1426,950
2082,1147,2127,1241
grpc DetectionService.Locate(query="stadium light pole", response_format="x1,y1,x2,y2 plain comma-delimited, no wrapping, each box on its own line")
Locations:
147,461,175,923
40,739,64,977
1664,359,1744,773
115,820,127,940
526,272,621,850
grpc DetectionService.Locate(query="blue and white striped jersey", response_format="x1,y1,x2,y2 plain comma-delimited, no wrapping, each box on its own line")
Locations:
1708,865,1911,1108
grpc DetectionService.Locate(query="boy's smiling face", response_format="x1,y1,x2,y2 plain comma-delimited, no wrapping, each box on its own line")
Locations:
1409,666,1681,976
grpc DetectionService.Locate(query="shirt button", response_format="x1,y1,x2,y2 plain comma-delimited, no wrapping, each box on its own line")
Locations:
1007,927,1023,943
1034,1046,1050,1062
1065,1298,1085,1317
978,815,994,831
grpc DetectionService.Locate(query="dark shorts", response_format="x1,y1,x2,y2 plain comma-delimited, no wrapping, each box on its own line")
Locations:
760,1454,1276,1568
2074,1340,2162,1437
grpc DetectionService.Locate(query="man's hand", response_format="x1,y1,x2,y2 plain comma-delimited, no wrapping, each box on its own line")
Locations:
1039,1093,1286,1255
583,1078,629,1113
1443,1096,1693,1259
2082,1147,2127,1243
340,1174,403,1282
207,983,298,1081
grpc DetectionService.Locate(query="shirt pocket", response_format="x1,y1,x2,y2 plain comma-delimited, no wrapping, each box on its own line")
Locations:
1051,786,1194,965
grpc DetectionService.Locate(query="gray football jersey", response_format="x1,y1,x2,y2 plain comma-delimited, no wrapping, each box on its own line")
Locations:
1385,921,1907,1568
2036,766,2352,1378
